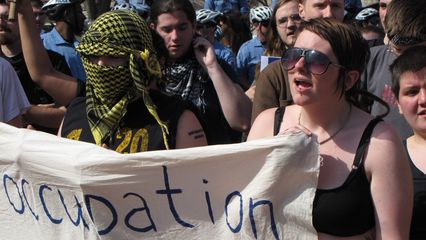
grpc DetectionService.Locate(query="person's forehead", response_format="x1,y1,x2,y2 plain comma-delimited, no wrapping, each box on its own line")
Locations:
400,67,426,82
0,3,8,11
304,0,343,4
157,10,192,25
277,1,299,13
380,0,392,4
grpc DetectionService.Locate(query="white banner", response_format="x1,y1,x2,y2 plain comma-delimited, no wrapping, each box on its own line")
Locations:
0,123,320,240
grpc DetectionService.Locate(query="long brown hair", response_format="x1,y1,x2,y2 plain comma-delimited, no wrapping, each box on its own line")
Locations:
264,0,297,56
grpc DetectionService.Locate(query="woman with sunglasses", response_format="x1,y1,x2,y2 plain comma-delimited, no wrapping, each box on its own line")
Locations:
248,18,412,239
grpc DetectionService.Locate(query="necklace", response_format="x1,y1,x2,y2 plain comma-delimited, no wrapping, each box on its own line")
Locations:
298,104,352,145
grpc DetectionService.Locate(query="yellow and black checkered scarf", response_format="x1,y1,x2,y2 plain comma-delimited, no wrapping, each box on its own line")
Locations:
76,10,170,149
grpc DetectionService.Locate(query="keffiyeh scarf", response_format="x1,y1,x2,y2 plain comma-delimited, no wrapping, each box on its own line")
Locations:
76,10,169,148
160,54,208,113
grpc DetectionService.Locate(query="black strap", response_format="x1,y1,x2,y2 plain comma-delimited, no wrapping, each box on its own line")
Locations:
273,107,285,136
352,117,383,169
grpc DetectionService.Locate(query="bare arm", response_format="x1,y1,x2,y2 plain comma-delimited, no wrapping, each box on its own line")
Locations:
16,0,78,106
193,37,252,133
23,105,66,129
7,115,23,128
365,122,413,239
246,107,277,141
175,110,207,149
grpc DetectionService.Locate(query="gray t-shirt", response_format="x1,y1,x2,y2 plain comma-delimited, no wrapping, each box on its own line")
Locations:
361,45,413,139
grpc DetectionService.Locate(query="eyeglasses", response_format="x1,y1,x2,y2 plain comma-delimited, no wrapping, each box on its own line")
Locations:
387,33,426,55
388,33,426,46
277,14,302,28
282,48,345,75
252,20,270,28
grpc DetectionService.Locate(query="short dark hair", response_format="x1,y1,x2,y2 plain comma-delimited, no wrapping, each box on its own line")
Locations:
299,18,369,98
385,0,426,43
149,0,195,25
390,46,426,99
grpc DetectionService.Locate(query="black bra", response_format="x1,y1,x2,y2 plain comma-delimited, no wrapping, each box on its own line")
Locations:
273,107,382,236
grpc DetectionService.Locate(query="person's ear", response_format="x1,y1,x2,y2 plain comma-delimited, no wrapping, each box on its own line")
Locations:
344,70,359,91
298,3,306,20
397,100,403,114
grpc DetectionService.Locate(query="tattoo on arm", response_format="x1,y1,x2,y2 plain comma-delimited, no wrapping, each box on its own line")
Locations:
188,129,205,139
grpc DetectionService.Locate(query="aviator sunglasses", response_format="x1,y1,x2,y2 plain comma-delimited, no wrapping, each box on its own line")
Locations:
282,47,345,75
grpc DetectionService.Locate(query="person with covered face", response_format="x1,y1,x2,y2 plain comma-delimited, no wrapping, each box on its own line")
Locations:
15,0,207,152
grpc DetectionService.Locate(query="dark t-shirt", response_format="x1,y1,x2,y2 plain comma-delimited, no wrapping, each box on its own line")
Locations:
361,45,413,139
61,90,188,153
161,57,242,145
198,59,242,144
404,141,426,240
4,50,71,104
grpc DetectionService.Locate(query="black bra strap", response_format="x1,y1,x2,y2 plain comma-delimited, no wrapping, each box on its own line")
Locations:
352,117,383,169
273,107,285,136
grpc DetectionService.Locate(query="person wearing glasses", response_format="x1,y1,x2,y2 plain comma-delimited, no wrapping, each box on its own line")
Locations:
236,6,272,89
248,18,412,239
195,9,236,70
250,0,301,118
250,0,346,122
390,46,426,240
361,0,426,140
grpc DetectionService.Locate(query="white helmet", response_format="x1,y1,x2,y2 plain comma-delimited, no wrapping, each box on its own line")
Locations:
355,8,378,21
112,0,150,14
112,2,137,12
196,9,221,24
42,0,84,21
250,6,272,23
42,0,83,10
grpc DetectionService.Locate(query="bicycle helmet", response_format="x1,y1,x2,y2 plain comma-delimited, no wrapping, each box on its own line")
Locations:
112,2,137,13
355,7,378,21
42,0,84,21
112,0,150,14
250,6,272,23
196,9,221,24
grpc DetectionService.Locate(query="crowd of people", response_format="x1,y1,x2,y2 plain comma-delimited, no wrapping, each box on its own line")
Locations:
0,0,425,239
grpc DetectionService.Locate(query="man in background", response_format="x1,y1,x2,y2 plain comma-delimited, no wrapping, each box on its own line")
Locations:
41,0,86,81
